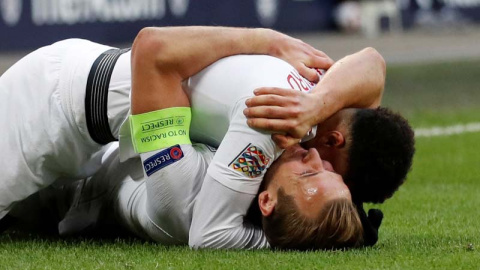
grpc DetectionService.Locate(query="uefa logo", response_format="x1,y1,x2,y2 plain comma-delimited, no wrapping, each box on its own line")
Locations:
1,0,22,26
255,0,278,27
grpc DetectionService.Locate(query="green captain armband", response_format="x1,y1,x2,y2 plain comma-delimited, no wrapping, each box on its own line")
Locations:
130,107,192,153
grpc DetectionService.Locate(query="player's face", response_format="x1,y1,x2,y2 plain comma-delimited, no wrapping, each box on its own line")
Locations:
307,140,349,179
267,144,351,218
301,109,355,178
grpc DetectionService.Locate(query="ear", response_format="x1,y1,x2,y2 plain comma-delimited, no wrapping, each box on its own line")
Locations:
258,190,276,217
325,131,346,148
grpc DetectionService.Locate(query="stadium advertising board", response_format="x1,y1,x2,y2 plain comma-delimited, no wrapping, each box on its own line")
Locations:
400,0,480,27
0,0,335,51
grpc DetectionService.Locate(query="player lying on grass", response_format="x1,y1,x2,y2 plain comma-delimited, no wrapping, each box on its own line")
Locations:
6,50,361,248
0,27,414,248
125,40,376,249
125,29,414,246
10,46,411,250
123,29,414,207
0,26,331,221
9,139,363,250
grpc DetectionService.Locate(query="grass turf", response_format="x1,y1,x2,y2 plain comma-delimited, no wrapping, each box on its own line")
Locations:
1,60,480,269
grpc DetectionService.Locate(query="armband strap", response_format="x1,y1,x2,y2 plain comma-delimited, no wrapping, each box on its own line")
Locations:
130,107,192,153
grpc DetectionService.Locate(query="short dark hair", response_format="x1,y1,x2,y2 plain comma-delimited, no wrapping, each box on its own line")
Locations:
262,188,364,250
345,107,415,203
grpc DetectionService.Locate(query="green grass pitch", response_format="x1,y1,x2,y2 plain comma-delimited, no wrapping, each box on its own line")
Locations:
1,60,479,269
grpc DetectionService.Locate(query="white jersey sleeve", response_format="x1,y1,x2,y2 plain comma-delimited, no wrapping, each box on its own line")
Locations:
123,143,214,244
189,104,279,249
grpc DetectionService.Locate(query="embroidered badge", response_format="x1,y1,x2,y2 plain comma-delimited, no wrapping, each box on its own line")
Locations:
228,144,271,178
143,145,184,176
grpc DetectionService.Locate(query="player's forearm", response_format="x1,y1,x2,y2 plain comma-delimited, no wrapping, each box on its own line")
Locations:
131,26,279,114
134,26,277,79
311,47,385,124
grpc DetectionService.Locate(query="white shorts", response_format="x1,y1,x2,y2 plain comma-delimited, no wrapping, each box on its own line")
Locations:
0,39,116,219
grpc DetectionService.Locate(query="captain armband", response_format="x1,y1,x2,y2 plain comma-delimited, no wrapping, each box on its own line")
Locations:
130,107,192,153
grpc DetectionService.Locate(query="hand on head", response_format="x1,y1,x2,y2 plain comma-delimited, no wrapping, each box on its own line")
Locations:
244,87,326,143
268,30,333,81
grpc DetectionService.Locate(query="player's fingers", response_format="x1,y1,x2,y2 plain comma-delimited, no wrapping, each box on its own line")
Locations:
313,49,333,60
243,106,292,119
271,134,300,149
295,65,319,83
245,94,289,107
300,42,324,56
271,134,289,149
306,56,334,70
297,45,333,66
253,87,297,97
246,118,298,133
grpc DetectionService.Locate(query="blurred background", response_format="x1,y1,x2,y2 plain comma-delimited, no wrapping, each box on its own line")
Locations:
1,0,480,64
1,2,480,265
2,0,479,117
1,0,479,69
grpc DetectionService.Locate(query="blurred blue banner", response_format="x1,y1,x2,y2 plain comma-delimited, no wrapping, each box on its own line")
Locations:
400,0,480,28
0,0,335,51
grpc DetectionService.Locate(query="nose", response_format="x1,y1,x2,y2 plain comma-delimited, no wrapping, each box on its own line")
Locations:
302,148,324,170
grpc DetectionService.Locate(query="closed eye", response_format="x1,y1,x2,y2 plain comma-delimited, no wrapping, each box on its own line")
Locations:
300,171,319,178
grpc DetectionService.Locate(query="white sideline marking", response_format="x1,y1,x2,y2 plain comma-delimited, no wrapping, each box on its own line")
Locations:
415,122,480,137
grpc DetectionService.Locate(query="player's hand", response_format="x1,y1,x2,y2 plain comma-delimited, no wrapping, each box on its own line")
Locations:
268,31,334,82
244,87,325,140
270,134,301,149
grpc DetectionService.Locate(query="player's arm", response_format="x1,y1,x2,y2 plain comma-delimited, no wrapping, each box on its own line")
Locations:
189,175,270,249
130,26,334,114
243,47,386,144
129,26,330,184
189,108,275,249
